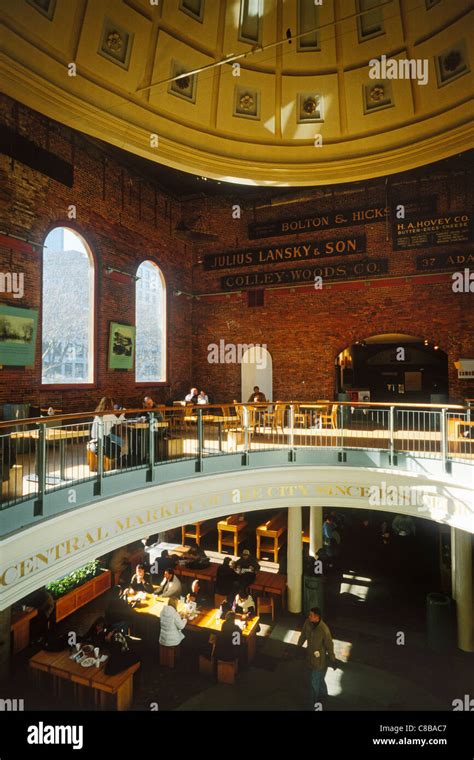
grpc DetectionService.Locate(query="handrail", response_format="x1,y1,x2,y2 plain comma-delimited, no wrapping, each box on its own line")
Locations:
0,401,468,430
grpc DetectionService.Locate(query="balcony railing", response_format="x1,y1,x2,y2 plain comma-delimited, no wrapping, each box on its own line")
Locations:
1,401,472,516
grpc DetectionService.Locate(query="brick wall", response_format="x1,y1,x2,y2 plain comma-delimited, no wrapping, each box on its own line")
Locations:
190,164,474,403
0,95,193,413
0,94,472,413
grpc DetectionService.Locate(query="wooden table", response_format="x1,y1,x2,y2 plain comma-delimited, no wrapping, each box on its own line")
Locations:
181,521,213,546
11,428,89,480
250,571,287,611
29,648,140,710
11,607,37,654
256,511,287,563
129,592,259,661
218,515,247,554
176,562,218,584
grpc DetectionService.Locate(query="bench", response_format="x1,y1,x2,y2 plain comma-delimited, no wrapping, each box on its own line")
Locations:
218,515,247,555
181,521,213,546
256,511,287,562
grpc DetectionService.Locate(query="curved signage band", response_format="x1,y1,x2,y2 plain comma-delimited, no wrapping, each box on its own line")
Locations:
1,465,473,610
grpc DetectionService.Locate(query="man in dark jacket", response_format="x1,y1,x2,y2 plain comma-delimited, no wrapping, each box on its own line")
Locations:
297,606,336,709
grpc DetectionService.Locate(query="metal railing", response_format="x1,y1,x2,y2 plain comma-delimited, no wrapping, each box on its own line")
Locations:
0,401,472,514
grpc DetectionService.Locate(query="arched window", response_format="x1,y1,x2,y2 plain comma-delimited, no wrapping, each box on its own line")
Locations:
135,261,166,383
42,227,94,384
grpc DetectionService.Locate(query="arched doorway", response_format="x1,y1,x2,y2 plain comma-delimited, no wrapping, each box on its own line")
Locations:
336,333,449,403
241,346,273,402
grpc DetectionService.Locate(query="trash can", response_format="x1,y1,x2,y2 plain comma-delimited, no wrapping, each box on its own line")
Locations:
303,575,325,615
426,592,454,651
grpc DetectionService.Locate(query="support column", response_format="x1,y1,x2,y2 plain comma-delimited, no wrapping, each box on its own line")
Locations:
287,506,303,613
309,506,323,558
0,606,11,682
451,527,473,652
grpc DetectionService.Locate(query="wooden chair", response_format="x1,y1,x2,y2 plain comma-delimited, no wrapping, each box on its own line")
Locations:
294,403,308,427
86,449,115,472
257,595,275,621
263,402,286,432
159,644,180,669
217,659,238,684
234,403,256,430
319,404,338,429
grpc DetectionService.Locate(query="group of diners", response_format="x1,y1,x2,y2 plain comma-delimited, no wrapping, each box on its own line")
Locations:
104,545,261,668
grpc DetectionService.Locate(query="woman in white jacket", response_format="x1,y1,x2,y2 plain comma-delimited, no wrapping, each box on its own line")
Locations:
159,597,187,646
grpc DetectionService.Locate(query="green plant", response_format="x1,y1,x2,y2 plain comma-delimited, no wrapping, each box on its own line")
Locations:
46,560,100,599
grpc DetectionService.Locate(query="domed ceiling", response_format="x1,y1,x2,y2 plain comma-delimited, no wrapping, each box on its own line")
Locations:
0,0,472,186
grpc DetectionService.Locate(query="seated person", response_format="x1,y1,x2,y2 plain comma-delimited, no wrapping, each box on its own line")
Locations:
215,556,239,598
187,579,203,606
185,387,199,404
184,592,197,613
89,397,126,459
185,544,210,570
233,549,260,585
197,390,208,404
104,628,140,676
214,611,242,663
247,386,266,403
105,585,133,631
83,616,107,648
217,600,231,621
127,563,153,594
155,568,182,599
159,596,187,647
232,589,256,620
151,549,177,578
143,395,164,421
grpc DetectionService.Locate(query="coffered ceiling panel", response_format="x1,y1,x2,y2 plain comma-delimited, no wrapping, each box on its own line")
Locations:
0,0,472,186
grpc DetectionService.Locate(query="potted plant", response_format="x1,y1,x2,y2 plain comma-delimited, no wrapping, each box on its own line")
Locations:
47,560,112,622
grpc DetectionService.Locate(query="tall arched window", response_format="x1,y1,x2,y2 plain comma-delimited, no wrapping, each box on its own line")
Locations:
42,227,94,384
135,260,166,383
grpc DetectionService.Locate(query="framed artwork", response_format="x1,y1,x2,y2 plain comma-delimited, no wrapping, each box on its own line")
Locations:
108,321,135,370
0,304,38,366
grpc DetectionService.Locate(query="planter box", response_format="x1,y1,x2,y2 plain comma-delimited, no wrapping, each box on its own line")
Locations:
54,569,112,623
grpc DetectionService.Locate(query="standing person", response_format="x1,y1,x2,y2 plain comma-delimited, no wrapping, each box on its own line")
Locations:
322,515,336,568
297,606,336,710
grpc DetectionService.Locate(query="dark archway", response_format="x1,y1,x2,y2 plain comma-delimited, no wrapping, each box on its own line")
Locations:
336,333,449,403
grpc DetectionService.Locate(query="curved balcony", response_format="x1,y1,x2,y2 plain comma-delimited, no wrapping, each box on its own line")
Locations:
1,401,473,610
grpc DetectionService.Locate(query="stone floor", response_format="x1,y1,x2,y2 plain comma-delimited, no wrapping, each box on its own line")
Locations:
6,514,474,711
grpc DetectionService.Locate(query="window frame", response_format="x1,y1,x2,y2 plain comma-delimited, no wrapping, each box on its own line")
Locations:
356,0,385,43
134,258,168,387
238,0,263,45
40,223,97,390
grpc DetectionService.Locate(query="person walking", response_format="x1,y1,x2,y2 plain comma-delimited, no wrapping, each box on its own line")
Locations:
297,606,336,709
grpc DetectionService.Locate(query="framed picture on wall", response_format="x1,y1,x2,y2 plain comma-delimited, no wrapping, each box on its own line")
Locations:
108,321,135,370
0,304,38,366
